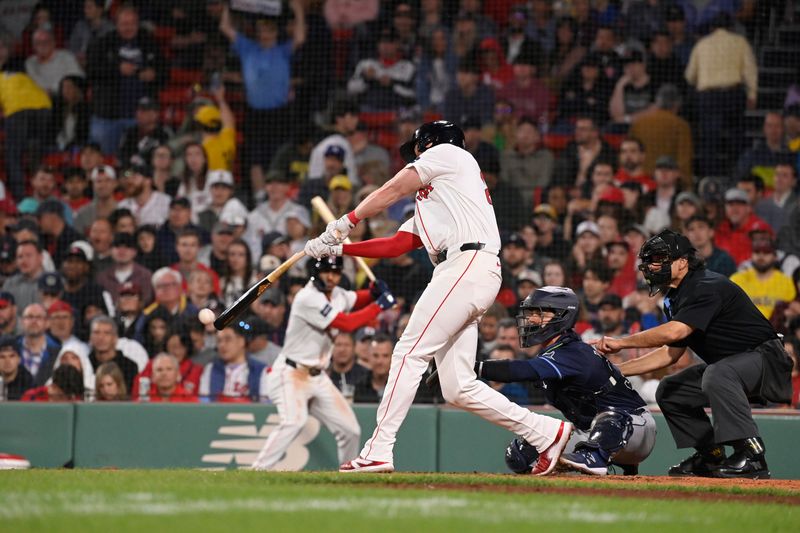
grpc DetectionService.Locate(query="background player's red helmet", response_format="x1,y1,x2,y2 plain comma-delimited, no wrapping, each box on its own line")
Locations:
399,120,466,163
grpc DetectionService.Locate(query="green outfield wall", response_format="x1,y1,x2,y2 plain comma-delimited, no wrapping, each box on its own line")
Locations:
1,404,798,478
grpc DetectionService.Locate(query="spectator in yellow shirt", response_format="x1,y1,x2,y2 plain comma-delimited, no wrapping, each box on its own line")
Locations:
193,85,236,173
0,36,52,201
730,238,797,320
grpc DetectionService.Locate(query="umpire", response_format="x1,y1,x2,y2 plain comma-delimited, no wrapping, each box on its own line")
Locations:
594,229,793,479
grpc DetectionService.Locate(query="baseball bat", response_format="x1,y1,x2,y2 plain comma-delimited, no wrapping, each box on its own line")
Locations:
213,251,306,330
310,196,377,282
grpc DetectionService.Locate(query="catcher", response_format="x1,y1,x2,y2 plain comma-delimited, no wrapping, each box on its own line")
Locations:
429,286,657,475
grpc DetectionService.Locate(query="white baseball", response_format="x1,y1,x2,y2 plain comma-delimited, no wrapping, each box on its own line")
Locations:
198,308,215,325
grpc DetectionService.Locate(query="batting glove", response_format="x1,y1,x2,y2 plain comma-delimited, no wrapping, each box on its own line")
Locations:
304,238,342,259
369,279,390,300
320,213,357,245
375,290,396,310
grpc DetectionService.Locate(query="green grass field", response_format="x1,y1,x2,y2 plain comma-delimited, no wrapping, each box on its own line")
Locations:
1,470,797,532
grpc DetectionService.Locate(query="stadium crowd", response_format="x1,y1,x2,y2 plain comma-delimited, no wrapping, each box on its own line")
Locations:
0,0,798,408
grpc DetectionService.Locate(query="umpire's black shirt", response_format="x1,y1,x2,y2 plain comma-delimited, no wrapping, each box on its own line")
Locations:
664,268,777,364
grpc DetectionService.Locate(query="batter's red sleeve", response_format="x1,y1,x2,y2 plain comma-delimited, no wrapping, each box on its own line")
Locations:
352,289,373,310
328,303,381,332
341,231,423,258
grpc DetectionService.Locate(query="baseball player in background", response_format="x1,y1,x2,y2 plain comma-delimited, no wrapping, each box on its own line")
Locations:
427,286,656,476
304,120,572,474
251,257,396,470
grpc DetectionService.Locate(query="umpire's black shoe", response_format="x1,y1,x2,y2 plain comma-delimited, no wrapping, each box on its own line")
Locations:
712,438,770,480
668,448,725,477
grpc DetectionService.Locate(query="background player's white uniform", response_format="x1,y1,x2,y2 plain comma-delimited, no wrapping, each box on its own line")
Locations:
251,281,361,470
357,143,564,464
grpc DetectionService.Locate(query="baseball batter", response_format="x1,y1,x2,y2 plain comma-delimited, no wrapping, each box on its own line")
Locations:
251,257,396,470
304,120,571,474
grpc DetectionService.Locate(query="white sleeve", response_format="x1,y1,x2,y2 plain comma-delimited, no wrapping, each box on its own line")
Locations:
199,363,212,397
294,290,339,330
409,145,456,185
398,217,419,236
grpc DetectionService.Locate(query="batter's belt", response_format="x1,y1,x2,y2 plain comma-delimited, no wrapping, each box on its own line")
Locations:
436,242,498,264
286,358,323,376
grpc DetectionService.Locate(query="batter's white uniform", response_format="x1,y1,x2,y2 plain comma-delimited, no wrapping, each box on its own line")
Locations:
358,143,565,464
251,281,361,470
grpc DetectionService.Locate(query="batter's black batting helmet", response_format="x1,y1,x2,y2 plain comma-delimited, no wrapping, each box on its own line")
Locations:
399,120,466,163
505,437,539,474
311,256,344,291
517,286,579,347
637,229,694,296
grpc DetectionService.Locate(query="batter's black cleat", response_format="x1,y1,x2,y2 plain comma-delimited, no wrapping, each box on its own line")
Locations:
712,438,770,480
668,447,725,477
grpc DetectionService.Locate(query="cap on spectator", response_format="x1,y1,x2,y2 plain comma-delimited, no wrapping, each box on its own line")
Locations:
655,155,679,169
402,203,415,219
0,197,18,216
246,316,270,337
137,96,159,110
112,232,137,248
0,236,16,263
124,161,152,178
66,240,93,262
328,175,352,191
665,5,685,21
90,165,116,181
119,281,141,296
533,204,557,220
259,287,285,306
581,52,603,68
698,176,724,202
207,170,234,188
513,42,540,66
675,191,702,208
286,209,311,228
212,221,234,235
724,188,750,204
259,254,281,273
0,291,15,308
576,221,601,238
38,272,64,294
220,213,246,226
457,56,480,74
330,98,359,121
36,199,65,218
626,223,650,239
462,116,483,131
598,187,624,204
503,232,527,248
0,335,18,352
262,231,290,250
517,269,543,287
194,105,221,129
355,326,376,343
324,144,346,160
619,181,642,193
605,239,629,250
622,49,646,64
397,106,422,124
378,26,399,42
47,299,73,316
264,169,291,183
170,197,191,209
599,293,623,309
752,239,776,254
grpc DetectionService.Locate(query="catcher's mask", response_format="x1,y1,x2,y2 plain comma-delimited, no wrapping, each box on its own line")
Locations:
637,229,693,296
516,286,579,348
399,120,466,163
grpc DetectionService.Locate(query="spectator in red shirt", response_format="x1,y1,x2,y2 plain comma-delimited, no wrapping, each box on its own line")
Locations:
614,137,656,193
22,364,84,401
137,353,198,403
714,188,773,266
606,240,637,298
132,324,203,398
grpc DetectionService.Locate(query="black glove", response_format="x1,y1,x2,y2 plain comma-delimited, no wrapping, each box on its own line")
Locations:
376,290,396,310
370,279,389,300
